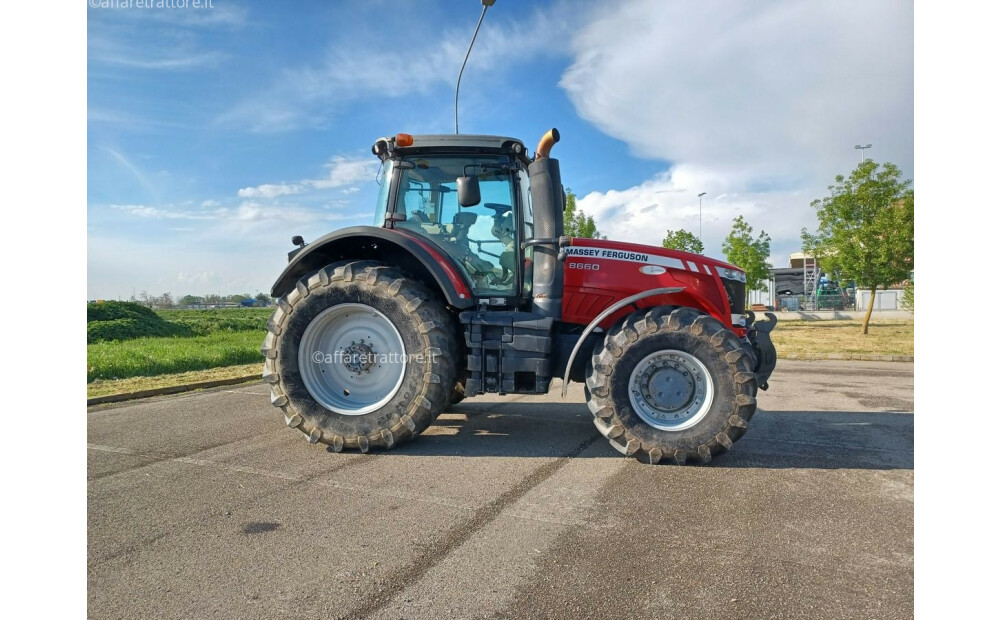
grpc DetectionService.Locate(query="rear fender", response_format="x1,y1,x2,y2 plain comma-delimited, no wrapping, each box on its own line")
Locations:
270,226,475,309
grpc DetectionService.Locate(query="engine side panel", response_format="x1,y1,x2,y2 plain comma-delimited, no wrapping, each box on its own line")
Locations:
561,238,735,329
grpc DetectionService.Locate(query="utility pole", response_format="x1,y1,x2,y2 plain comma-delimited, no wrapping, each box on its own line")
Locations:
855,143,872,163
698,192,707,241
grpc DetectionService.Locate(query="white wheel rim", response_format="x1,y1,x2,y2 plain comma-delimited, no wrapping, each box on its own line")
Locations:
628,349,714,431
298,303,406,415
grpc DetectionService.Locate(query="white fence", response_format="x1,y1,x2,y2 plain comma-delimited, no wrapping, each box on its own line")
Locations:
748,280,775,307
855,289,906,311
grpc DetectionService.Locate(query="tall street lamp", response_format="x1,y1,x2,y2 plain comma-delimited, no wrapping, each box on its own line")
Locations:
855,143,872,163
698,192,707,242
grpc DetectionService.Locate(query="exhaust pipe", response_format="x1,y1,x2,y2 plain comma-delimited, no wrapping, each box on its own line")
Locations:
528,128,564,319
535,128,560,160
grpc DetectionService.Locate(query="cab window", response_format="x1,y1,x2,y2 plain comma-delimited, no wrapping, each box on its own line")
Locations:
394,156,518,296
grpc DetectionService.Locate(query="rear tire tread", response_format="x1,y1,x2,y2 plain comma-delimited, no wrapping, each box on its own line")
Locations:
262,260,459,451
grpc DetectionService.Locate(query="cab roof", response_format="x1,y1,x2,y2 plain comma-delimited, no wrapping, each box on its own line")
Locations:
372,133,529,165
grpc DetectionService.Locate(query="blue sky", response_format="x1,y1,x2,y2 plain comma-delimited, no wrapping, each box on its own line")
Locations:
87,0,913,300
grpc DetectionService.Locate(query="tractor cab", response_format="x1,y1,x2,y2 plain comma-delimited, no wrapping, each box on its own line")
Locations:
371,133,539,306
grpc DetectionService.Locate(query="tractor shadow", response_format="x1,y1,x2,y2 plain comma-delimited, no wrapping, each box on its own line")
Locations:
380,401,913,470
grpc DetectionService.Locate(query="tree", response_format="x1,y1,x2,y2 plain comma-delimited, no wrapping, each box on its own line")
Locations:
563,189,603,239
802,160,914,334
153,292,174,309
722,215,772,303
180,295,204,307
661,229,704,254
901,283,913,312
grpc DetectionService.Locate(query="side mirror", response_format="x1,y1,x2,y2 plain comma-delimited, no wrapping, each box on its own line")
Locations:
457,175,481,207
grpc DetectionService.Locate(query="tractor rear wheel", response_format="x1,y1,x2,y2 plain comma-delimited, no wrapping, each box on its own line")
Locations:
261,260,458,451
585,307,757,464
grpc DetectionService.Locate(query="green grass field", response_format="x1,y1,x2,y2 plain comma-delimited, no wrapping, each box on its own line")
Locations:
87,330,265,382
156,308,271,335
87,304,272,390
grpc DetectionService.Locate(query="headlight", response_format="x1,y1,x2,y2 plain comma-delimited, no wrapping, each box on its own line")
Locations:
715,266,746,282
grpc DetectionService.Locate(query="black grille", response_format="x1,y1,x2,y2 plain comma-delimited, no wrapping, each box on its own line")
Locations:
722,279,746,315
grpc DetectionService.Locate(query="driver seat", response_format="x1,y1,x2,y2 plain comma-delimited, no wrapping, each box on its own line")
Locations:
451,211,477,243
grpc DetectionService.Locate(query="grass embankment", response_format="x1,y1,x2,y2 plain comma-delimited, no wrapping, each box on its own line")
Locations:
87,303,270,398
770,319,913,357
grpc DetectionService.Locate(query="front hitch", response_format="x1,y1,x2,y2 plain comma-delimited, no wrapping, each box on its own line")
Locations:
746,311,777,390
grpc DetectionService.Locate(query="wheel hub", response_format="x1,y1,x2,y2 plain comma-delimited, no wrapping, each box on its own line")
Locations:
343,341,375,373
640,363,696,411
628,350,715,431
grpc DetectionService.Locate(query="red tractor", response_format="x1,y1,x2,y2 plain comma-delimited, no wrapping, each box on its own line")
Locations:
262,130,776,464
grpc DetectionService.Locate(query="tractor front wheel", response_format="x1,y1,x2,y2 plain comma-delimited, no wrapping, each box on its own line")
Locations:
585,307,758,464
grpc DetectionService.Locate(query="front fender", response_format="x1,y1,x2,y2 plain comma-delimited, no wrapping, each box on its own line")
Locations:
270,226,475,308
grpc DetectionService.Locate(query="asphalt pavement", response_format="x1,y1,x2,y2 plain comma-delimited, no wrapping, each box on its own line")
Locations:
88,359,913,619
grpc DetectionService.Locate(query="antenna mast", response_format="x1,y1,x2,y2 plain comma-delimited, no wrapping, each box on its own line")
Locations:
455,1,495,134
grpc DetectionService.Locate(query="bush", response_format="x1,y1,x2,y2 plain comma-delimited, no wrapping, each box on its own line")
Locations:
167,316,267,335
87,318,192,343
87,300,159,323
87,302,193,343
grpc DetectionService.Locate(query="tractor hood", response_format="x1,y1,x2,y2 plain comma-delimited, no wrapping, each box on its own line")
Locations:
566,237,746,280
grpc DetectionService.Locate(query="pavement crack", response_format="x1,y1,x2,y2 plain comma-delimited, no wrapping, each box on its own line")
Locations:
88,441,380,483
88,436,274,482
342,431,602,620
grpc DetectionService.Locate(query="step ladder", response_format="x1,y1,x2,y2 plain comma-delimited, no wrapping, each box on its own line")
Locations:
803,255,819,310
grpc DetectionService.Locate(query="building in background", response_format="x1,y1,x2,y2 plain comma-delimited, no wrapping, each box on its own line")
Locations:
767,252,907,312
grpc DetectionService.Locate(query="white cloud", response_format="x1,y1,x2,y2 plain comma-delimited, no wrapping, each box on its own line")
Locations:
177,271,215,285
88,4,246,72
563,0,913,264
89,235,273,300
89,203,371,299
577,165,810,266
217,7,574,132
111,201,337,229
311,156,377,190
112,204,212,220
237,183,303,199
237,155,377,200
99,147,158,200
142,4,247,28
88,34,227,71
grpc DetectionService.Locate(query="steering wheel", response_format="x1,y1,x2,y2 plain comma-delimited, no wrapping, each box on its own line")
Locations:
483,203,512,217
